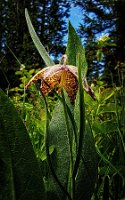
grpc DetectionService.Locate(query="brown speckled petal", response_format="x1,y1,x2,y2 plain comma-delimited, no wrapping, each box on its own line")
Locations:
25,63,96,103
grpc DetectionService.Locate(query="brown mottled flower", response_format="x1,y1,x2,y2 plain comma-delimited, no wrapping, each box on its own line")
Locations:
25,57,96,103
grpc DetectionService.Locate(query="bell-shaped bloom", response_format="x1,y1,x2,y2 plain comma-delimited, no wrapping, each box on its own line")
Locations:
25,64,96,103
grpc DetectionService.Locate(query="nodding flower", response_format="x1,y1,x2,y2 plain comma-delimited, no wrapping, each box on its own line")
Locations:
25,55,96,104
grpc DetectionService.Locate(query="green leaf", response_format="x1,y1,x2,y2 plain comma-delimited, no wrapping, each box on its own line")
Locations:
98,103,117,114
96,49,103,61
74,93,98,200
46,94,73,200
0,89,45,200
107,42,117,47
99,88,115,102
25,8,54,66
92,119,118,135
66,22,88,77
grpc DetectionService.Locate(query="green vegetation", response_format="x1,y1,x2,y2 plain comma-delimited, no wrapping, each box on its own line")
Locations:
0,4,125,200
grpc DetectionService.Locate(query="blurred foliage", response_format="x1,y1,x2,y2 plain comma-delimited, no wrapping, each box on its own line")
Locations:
84,80,125,199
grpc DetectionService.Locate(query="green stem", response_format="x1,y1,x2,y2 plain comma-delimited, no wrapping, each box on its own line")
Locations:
73,54,85,179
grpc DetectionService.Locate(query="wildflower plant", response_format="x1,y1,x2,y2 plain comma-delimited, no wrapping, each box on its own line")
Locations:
25,8,98,200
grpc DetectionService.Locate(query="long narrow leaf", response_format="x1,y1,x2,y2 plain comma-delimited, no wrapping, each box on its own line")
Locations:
25,8,54,66
66,22,88,78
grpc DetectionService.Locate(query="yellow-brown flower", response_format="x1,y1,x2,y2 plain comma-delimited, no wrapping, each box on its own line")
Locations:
25,58,96,103
26,64,79,103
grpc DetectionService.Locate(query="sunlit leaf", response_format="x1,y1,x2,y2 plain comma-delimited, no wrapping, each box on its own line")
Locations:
25,8,54,66
66,22,88,78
